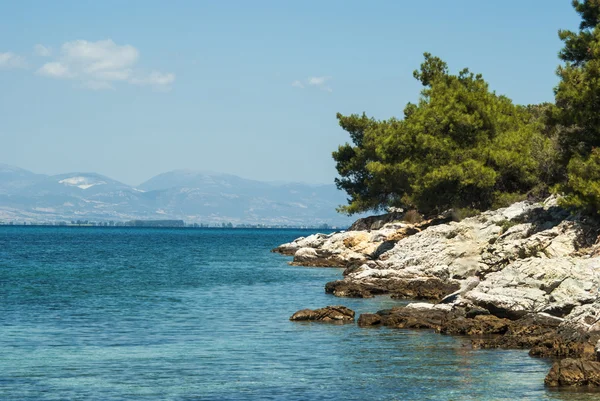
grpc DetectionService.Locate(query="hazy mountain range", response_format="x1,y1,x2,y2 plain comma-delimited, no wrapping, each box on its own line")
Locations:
0,164,356,227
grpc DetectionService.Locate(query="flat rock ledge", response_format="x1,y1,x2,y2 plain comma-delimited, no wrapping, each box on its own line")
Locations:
289,306,355,323
325,278,460,301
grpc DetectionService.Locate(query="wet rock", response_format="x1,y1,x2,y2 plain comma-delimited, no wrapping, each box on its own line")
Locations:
357,313,382,327
289,306,355,322
528,325,599,360
324,280,375,298
363,304,451,330
471,313,563,350
545,358,600,387
440,314,511,336
325,277,459,301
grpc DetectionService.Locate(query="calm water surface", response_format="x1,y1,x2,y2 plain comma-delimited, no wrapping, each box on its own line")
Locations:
1,226,599,400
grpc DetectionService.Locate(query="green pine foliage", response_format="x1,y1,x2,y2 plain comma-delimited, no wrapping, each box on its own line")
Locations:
333,54,556,215
555,0,600,213
563,149,600,212
334,1,600,216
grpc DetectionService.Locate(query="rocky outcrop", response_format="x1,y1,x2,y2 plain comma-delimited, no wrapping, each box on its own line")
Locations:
464,257,599,319
276,196,599,318
289,306,355,323
272,216,454,269
275,196,600,388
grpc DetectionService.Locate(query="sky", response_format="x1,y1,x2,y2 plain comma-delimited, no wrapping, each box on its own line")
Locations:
0,1,581,186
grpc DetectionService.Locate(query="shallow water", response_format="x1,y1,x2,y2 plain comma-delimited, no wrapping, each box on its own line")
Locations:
1,226,599,400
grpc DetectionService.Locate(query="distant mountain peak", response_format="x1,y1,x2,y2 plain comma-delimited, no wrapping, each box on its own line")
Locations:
0,163,35,174
58,176,107,190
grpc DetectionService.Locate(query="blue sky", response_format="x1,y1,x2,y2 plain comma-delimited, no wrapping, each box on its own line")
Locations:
0,1,580,186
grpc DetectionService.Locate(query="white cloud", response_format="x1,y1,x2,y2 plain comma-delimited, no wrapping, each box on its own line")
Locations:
62,39,138,76
34,44,52,57
37,62,72,78
130,71,176,87
292,76,332,92
0,52,27,69
308,76,328,86
36,39,174,90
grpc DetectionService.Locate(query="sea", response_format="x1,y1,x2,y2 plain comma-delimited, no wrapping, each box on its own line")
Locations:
2,226,600,400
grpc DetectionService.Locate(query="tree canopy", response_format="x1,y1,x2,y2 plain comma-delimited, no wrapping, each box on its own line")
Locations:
555,0,600,213
333,54,555,215
333,1,600,217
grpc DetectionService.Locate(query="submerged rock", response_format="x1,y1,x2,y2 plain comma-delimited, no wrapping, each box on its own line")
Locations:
289,306,355,323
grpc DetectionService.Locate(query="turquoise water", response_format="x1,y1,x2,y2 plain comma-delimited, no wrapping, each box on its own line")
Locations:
1,227,599,400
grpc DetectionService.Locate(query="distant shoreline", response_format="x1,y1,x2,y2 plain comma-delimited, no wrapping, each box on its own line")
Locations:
0,224,342,231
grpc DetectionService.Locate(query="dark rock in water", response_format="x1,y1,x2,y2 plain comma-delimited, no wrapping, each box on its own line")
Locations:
325,280,375,298
289,306,355,323
528,325,599,360
545,358,600,387
357,313,382,327
325,278,459,301
469,313,565,351
357,303,600,388
382,307,447,330
440,314,511,336
271,246,298,256
359,305,449,330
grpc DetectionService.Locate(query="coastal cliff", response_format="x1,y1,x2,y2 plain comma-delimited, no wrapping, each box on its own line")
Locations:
275,196,600,388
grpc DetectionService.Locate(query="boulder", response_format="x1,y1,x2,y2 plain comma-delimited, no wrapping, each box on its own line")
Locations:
440,314,511,336
464,257,600,319
545,358,600,387
289,306,355,323
272,233,332,255
357,313,382,327
357,304,454,331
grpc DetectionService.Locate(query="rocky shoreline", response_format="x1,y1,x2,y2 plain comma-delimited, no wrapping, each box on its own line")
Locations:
274,197,600,388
